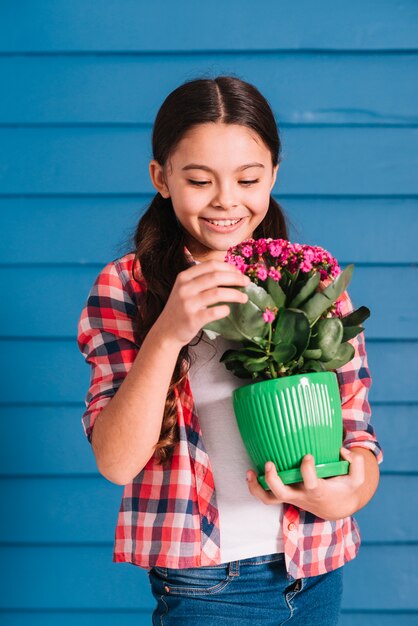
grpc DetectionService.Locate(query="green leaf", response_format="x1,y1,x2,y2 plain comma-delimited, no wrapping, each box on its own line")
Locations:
272,308,311,358
246,356,269,364
317,317,344,361
321,343,355,370
244,359,270,373
239,282,276,311
219,349,248,363
299,264,354,324
241,345,268,356
303,348,322,359
202,299,264,341
342,325,364,341
266,277,286,308
224,361,253,378
202,282,275,341
288,272,321,308
341,306,371,327
302,359,327,372
272,343,297,364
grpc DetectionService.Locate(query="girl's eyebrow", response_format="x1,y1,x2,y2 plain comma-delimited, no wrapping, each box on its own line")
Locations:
181,162,265,172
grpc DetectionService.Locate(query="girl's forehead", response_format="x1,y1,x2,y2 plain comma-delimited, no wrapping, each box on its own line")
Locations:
168,124,270,169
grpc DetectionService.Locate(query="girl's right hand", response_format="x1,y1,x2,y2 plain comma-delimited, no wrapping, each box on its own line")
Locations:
155,260,251,347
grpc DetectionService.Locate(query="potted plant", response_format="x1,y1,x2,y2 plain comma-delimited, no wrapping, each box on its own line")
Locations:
202,238,370,489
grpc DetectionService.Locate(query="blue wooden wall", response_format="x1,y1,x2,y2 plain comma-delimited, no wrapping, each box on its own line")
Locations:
0,1,417,623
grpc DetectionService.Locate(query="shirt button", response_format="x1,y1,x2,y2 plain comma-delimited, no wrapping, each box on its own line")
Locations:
288,523,296,531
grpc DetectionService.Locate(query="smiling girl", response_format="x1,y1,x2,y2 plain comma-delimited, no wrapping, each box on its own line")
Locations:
77,76,383,625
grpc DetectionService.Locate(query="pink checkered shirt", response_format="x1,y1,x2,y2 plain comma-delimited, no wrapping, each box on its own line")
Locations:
77,249,384,581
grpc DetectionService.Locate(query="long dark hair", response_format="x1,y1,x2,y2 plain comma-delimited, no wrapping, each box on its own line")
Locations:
128,75,292,466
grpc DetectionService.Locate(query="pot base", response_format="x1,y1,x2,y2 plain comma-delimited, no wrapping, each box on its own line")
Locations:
258,460,349,489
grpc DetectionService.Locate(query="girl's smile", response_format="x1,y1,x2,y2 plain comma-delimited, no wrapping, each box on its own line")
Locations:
200,215,247,232
149,122,279,262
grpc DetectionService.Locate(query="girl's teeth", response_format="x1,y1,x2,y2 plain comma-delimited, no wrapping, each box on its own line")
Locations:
206,219,240,226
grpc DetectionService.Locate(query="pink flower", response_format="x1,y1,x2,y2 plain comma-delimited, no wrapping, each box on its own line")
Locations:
255,239,268,255
256,265,268,281
300,259,314,272
268,241,283,257
262,308,276,323
241,244,254,258
268,267,282,281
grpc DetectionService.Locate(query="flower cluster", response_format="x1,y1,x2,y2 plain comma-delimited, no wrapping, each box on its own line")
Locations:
225,237,341,282
225,238,344,318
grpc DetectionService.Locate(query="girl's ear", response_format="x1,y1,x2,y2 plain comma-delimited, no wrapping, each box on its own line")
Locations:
149,159,170,198
270,164,279,191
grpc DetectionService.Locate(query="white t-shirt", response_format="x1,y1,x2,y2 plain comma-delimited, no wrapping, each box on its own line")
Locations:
188,331,284,563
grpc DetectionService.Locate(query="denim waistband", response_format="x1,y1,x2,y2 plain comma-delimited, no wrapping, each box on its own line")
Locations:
202,552,285,569
234,552,285,566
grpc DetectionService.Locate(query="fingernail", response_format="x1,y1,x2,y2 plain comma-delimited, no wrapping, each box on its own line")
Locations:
265,462,274,471
246,472,252,482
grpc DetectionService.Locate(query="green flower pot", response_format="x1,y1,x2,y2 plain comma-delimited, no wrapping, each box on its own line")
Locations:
232,371,349,489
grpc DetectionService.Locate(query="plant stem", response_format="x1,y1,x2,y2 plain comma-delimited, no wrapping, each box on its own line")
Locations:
269,360,278,378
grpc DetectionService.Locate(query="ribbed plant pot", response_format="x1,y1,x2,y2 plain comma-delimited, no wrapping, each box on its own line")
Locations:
232,371,349,489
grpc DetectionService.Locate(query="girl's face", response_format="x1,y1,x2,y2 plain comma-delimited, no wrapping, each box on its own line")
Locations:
149,122,279,262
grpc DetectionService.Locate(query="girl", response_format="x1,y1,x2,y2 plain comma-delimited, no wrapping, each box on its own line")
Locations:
77,76,383,625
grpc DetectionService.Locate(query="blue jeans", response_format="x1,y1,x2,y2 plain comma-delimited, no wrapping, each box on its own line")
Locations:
148,552,343,625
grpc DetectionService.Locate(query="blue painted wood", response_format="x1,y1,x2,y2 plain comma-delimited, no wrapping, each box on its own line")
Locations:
1,265,416,338
0,545,416,610
0,127,417,195
1,613,417,626
1,54,417,125
0,340,415,403
1,197,417,265
0,404,411,475
0,0,417,51
0,406,98,475
0,475,413,543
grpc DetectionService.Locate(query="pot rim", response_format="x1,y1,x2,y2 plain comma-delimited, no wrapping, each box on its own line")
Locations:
233,370,338,395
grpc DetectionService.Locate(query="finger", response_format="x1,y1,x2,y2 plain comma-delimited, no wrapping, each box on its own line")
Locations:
300,454,319,491
187,269,251,294
340,447,365,487
197,286,249,310
262,462,292,500
184,261,249,284
246,469,281,504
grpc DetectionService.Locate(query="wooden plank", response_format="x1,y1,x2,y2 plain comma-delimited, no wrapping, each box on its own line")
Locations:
0,474,413,543
0,545,416,610
0,0,416,51
1,265,416,339
0,404,410,475
0,406,98,475
0,340,415,403
1,54,417,125
1,197,417,265
0,127,417,195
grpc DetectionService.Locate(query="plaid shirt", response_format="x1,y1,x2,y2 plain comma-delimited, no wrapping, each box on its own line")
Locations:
77,249,384,581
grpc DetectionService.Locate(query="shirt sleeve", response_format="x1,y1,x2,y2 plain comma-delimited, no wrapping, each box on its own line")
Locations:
334,288,384,465
77,259,140,444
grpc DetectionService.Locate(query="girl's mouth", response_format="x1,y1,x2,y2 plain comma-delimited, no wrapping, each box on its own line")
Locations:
201,217,245,233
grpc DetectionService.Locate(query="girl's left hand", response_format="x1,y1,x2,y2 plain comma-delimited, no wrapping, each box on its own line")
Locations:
246,447,365,521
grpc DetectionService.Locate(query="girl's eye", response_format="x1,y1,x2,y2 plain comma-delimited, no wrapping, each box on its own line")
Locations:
188,179,259,186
